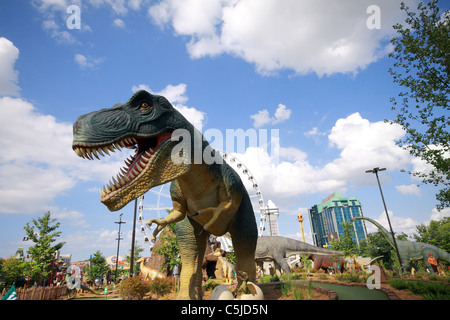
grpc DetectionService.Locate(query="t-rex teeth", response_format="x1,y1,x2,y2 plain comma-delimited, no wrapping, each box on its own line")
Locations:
92,149,100,160
136,161,144,170
102,146,111,155
118,140,126,148
100,188,106,197
74,148,83,157
85,148,93,160
143,150,152,160
97,148,105,157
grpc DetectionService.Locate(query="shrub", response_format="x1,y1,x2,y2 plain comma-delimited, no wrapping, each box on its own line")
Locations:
389,278,450,300
203,279,220,291
148,277,174,297
119,276,151,300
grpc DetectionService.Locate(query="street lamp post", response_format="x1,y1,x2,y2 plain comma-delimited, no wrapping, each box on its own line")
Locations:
365,167,403,273
114,213,125,282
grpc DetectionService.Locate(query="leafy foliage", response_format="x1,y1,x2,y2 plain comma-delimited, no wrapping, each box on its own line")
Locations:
414,216,450,251
23,211,65,279
85,251,109,282
388,0,450,210
119,276,151,300
152,223,180,273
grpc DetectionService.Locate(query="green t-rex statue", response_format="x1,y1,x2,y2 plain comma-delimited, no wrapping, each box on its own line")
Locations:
352,217,450,273
72,90,258,299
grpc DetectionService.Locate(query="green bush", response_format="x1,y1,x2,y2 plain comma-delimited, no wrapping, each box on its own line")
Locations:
119,276,151,300
203,279,220,291
148,277,174,297
389,279,450,300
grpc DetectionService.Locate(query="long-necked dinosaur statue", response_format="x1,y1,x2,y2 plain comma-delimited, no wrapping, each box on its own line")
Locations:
72,90,258,299
352,217,450,273
255,236,344,274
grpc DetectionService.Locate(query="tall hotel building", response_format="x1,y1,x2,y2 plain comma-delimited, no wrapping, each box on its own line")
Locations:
308,192,368,248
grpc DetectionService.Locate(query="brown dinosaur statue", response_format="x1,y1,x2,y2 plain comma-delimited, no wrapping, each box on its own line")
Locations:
310,254,346,273
72,90,258,299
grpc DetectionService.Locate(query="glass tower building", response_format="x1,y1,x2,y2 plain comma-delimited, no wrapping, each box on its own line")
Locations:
308,191,368,248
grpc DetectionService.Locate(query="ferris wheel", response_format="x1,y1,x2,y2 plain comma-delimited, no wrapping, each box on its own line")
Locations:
137,149,269,252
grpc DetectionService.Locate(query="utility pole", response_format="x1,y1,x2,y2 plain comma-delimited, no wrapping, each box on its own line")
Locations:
130,198,138,277
365,167,403,273
114,213,125,282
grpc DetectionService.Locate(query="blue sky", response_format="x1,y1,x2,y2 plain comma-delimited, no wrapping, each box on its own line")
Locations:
0,0,448,262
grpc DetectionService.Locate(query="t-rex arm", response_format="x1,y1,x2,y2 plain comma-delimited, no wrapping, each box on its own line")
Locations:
189,182,243,236
146,198,186,241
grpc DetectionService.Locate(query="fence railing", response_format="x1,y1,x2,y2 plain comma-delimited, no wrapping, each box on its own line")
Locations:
1,285,68,300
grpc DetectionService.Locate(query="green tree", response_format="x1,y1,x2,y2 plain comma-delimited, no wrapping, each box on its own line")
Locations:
153,223,180,273
0,257,26,287
23,211,65,280
126,242,144,275
85,251,109,282
331,221,357,255
414,217,450,251
388,0,450,210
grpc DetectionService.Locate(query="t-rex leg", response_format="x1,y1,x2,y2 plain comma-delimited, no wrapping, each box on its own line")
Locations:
174,215,207,300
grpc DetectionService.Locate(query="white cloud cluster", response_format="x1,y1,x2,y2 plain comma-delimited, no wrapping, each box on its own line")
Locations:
0,96,126,215
250,103,291,128
0,38,20,96
74,53,104,69
396,184,421,196
234,113,413,209
148,0,417,76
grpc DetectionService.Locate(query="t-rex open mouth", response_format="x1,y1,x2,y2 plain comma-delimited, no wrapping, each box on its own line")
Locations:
73,131,173,199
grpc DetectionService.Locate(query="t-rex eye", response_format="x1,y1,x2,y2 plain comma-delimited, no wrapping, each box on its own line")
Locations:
140,102,149,109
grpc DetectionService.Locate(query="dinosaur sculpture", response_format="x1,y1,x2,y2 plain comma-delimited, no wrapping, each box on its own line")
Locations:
213,248,236,284
136,257,164,281
72,90,258,299
352,217,450,273
344,255,384,273
255,236,344,275
309,254,346,273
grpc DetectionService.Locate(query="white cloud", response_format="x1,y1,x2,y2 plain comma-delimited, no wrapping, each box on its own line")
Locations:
132,83,205,130
113,18,126,28
232,112,416,214
74,54,104,69
148,0,417,76
368,210,419,238
250,103,292,128
304,127,326,138
42,19,79,44
430,207,450,222
0,38,20,96
0,96,129,215
87,0,128,15
396,184,421,196
322,112,410,186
